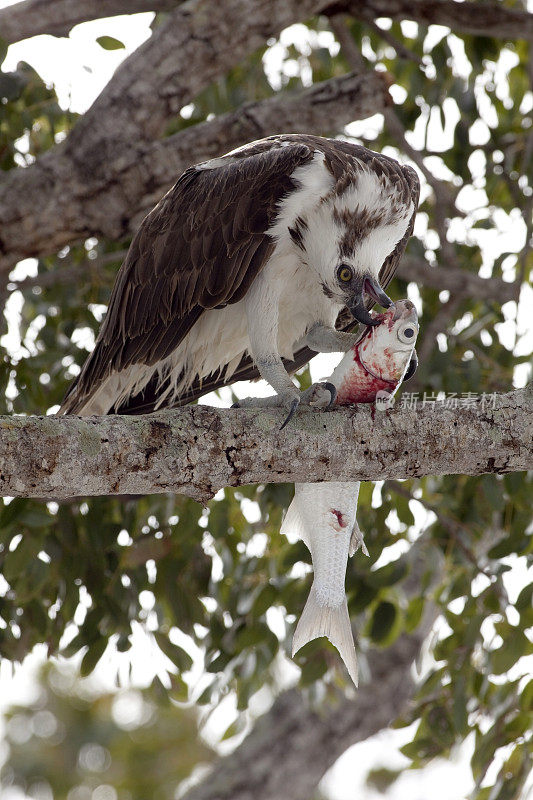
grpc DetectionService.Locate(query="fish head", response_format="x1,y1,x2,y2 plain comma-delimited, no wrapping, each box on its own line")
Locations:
358,298,419,384
332,298,419,405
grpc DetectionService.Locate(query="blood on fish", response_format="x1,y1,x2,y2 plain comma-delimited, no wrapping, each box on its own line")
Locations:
330,508,347,531
336,341,395,405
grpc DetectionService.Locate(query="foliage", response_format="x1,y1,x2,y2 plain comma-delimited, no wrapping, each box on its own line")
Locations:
0,10,532,800
1,663,214,800
0,43,77,171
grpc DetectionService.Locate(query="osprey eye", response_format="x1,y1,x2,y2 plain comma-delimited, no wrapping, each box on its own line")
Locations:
337,265,353,283
398,324,417,344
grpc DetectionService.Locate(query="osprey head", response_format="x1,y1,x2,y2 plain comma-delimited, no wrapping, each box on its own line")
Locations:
291,166,414,326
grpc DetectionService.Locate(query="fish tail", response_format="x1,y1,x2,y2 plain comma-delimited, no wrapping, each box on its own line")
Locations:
292,584,358,687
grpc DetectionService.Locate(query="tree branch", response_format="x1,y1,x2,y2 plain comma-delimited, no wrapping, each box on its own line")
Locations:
0,65,388,273
0,0,326,272
4,0,532,46
0,388,530,501
397,257,518,305
338,0,533,42
0,0,179,44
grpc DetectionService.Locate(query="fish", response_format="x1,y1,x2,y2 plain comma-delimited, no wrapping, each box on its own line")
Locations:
281,298,419,685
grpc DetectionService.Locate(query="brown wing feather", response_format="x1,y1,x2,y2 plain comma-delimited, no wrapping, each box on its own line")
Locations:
61,142,314,413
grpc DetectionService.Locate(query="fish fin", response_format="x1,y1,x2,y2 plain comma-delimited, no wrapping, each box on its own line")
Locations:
280,495,309,548
349,521,369,558
292,584,358,687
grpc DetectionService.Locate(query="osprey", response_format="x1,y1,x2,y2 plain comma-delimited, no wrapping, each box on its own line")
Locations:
61,134,419,424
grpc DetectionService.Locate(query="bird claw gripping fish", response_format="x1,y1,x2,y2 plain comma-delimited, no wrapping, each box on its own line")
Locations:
281,298,419,686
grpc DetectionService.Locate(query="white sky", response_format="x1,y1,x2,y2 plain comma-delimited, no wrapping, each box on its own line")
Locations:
0,4,532,800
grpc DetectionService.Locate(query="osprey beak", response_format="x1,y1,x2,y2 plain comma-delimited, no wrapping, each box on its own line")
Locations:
349,275,393,327
363,275,393,309
349,296,379,327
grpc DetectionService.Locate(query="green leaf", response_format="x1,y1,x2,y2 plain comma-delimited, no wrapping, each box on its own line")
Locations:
368,559,408,588
151,674,170,705
491,629,531,674
405,597,424,632
169,674,189,702
25,599,49,637
234,622,270,650
366,767,401,793
0,498,29,531
96,36,125,50
2,535,40,583
251,584,277,617
400,736,441,763
206,651,232,673
519,679,533,712
221,714,246,741
452,679,469,735
369,601,398,644
80,638,108,677
154,632,193,672
348,581,378,613
515,583,533,613
0,72,25,102
19,508,52,527
299,652,328,686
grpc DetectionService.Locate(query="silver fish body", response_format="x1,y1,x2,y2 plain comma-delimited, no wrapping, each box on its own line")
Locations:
283,299,419,685
281,481,364,685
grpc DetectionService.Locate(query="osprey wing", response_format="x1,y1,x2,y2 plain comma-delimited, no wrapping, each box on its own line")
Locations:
60,141,314,413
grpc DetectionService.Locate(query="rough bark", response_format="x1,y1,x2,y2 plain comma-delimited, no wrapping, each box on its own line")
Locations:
0,0,179,43
3,0,532,45
183,628,428,800
0,65,387,273
340,0,533,41
0,388,531,501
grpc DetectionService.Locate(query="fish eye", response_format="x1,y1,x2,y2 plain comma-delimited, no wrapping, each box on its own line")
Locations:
337,264,353,284
398,324,417,344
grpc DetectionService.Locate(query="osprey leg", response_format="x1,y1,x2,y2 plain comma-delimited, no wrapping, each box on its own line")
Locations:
244,274,336,427
232,381,336,411
240,356,336,427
